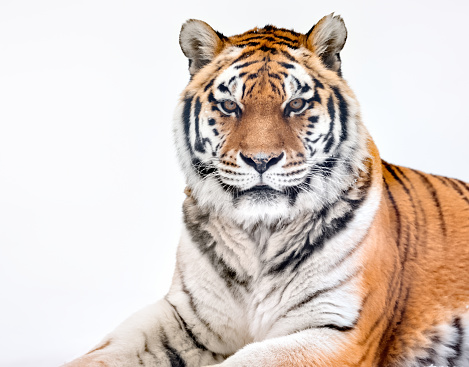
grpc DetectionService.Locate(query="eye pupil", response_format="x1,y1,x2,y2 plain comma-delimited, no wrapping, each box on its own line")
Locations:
223,100,237,112
289,98,304,110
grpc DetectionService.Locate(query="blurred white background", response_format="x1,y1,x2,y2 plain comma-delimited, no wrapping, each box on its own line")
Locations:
1,1,468,366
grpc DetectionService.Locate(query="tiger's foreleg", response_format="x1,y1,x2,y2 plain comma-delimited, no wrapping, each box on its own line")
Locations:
206,328,366,367
62,299,224,367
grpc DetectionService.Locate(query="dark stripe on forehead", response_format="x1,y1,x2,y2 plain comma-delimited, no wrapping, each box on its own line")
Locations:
217,83,230,94
204,78,215,92
277,61,295,69
259,45,279,53
228,75,237,85
280,50,298,63
232,50,256,64
268,72,282,80
269,80,282,96
234,60,260,69
301,84,311,93
235,34,299,45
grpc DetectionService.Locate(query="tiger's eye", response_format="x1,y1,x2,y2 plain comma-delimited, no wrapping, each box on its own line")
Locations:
288,98,305,111
222,100,238,112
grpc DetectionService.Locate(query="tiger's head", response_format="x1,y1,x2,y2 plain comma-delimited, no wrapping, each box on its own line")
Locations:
174,14,370,225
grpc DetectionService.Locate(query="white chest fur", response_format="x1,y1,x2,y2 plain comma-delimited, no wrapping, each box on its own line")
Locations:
169,181,382,353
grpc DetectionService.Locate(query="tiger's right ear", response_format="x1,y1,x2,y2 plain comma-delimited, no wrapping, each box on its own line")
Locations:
179,20,226,76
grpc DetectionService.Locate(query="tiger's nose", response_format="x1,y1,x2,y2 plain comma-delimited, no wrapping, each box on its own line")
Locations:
239,152,285,174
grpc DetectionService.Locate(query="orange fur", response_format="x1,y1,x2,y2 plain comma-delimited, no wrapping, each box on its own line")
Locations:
63,18,469,367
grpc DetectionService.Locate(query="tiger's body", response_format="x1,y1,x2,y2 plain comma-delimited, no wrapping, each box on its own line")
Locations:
63,15,469,367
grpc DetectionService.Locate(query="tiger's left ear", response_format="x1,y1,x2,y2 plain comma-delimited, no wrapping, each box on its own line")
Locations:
305,14,347,74
179,19,226,76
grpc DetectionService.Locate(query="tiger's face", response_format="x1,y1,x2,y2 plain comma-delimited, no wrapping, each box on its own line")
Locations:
174,15,369,225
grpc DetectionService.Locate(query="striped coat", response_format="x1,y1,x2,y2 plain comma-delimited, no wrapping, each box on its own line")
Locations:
63,14,469,367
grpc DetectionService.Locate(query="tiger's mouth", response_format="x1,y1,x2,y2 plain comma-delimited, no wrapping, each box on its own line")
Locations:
222,182,301,205
238,184,279,196
235,185,282,204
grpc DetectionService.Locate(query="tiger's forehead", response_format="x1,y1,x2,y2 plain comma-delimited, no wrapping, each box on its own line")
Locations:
213,50,312,104
186,25,328,102
228,25,305,50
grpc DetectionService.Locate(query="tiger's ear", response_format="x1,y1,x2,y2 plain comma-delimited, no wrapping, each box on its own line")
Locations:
305,14,347,74
179,19,226,76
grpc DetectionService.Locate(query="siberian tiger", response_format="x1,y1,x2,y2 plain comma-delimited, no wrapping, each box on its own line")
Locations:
63,14,469,367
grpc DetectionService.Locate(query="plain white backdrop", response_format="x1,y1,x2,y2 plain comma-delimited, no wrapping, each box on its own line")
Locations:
1,1,468,366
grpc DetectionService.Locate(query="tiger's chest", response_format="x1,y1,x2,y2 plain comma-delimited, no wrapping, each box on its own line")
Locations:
178,218,366,346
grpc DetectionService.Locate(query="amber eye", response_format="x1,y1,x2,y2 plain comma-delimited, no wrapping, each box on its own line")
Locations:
220,100,239,114
288,98,306,111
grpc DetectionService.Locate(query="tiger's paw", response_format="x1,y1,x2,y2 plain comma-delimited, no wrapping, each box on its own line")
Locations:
61,354,111,367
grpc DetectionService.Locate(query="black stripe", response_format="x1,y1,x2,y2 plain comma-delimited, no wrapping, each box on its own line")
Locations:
276,61,295,69
321,324,354,332
376,180,413,365
269,80,280,95
231,50,255,64
268,175,370,275
447,316,463,366
161,329,186,367
274,34,299,45
217,83,229,94
177,263,224,341
193,97,205,153
182,95,195,157
280,50,298,63
183,210,251,289
313,77,324,89
453,178,469,193
259,45,278,53
392,165,426,256
207,92,216,103
315,157,337,177
324,95,336,153
331,86,348,143
241,41,260,47
301,83,311,93
268,72,282,80
246,72,259,81
203,79,214,92
227,75,236,86
444,177,469,206
413,171,447,238
166,300,208,352
310,85,322,105
284,272,358,315
383,163,412,197
234,60,259,69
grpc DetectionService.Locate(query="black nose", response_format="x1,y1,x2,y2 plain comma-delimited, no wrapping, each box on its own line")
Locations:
240,152,284,174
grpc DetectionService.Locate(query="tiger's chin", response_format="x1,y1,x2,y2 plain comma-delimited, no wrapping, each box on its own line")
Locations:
190,178,307,226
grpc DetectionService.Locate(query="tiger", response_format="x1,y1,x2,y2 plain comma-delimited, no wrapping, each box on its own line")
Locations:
62,14,469,367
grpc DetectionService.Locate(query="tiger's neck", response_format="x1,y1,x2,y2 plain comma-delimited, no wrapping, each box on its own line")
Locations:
182,139,383,280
